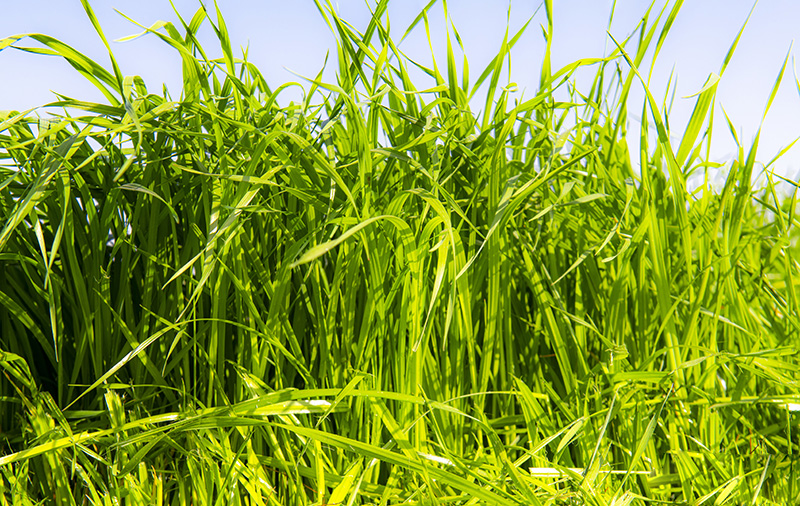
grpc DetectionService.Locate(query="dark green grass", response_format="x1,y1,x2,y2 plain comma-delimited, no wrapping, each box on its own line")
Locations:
1,0,799,504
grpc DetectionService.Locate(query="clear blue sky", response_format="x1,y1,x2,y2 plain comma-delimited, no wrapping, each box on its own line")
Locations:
1,1,798,180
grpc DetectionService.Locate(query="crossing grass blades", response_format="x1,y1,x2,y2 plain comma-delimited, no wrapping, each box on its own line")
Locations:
1,0,800,504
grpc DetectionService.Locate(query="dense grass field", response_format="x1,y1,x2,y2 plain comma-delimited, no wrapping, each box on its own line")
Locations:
2,0,800,504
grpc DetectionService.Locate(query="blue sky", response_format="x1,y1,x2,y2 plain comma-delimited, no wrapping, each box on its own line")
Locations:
1,1,798,179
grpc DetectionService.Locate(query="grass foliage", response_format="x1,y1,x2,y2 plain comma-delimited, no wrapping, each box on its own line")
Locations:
2,0,800,503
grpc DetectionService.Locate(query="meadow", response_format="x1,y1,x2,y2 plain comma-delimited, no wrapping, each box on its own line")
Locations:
1,0,800,504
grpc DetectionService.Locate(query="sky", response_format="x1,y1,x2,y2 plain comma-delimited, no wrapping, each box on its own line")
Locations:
1,0,798,181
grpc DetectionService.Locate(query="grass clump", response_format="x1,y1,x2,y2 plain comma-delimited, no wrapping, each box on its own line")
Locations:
1,0,799,504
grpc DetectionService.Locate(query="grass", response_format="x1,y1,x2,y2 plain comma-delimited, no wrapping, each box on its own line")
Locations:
1,0,800,504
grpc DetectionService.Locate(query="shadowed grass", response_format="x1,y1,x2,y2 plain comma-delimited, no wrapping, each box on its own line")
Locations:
1,0,800,504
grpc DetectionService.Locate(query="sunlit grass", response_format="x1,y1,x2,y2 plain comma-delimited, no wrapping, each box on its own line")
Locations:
1,0,799,504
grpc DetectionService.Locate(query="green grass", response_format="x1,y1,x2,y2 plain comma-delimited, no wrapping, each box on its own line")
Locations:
1,0,800,504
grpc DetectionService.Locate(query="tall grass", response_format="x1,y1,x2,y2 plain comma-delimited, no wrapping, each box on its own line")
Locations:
1,0,799,504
